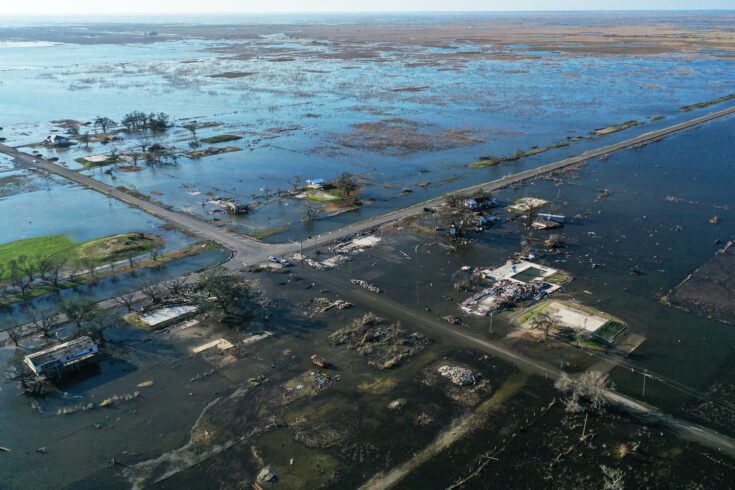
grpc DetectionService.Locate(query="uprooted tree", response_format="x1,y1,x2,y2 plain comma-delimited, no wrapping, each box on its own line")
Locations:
554,370,610,413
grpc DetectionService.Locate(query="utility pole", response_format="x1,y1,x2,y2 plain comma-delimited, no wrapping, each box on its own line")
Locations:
489,312,494,334
642,369,648,397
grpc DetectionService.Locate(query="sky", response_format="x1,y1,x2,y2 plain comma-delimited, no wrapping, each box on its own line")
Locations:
3,0,732,15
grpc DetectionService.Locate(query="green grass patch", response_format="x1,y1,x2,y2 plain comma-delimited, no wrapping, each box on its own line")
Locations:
305,188,344,202
681,93,735,112
517,301,549,325
247,226,289,240
75,156,119,168
545,270,573,285
0,233,161,281
0,235,76,279
117,186,150,201
200,134,242,144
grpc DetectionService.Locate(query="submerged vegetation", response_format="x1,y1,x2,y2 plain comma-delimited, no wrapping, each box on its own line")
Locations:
681,93,735,112
469,142,571,168
200,134,242,144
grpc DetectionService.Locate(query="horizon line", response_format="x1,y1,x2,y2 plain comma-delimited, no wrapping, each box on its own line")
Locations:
5,8,735,17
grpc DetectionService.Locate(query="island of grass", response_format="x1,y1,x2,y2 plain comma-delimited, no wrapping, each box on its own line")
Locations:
185,146,241,158
469,142,570,168
200,134,242,144
593,120,642,136
75,154,123,168
0,233,162,280
681,93,735,112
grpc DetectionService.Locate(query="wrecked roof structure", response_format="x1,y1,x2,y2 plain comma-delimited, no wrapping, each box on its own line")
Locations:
24,336,99,379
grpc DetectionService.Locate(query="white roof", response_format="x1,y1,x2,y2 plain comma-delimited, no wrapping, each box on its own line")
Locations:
140,305,198,327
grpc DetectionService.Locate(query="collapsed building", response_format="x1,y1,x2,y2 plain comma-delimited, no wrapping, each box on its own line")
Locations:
24,336,99,379
461,260,565,316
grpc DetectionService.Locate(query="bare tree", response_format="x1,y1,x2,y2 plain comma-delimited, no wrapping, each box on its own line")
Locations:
94,116,117,134
27,307,59,338
80,257,97,278
5,324,23,346
140,282,163,304
59,298,99,334
9,260,31,298
114,289,138,312
17,255,37,284
83,311,116,345
530,311,556,344
47,257,67,289
600,465,625,490
555,370,610,413
335,172,358,197
164,278,188,297
79,131,91,149
150,245,163,262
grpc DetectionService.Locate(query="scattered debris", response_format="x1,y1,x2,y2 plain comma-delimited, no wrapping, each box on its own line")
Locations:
305,297,353,315
329,313,430,369
208,198,250,214
438,365,479,386
99,391,141,408
192,338,234,354
242,331,273,346
257,466,278,484
311,354,328,368
508,197,549,213
350,279,382,294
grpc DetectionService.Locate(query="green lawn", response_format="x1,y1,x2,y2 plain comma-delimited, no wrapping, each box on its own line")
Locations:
0,233,161,280
0,235,76,279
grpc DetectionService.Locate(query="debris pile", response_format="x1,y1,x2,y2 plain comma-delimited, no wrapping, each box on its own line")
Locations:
350,279,382,294
329,313,430,369
438,365,478,386
257,467,278,484
305,297,353,315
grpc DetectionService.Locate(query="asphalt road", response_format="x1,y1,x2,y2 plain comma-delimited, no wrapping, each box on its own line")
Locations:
309,270,735,458
3,105,735,458
2,104,734,269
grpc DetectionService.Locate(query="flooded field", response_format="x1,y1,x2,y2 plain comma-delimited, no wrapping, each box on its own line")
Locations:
2,11,735,490
2,13,735,238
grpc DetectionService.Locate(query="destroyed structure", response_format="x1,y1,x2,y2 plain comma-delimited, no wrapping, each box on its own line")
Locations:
208,198,250,214
24,336,99,379
461,260,565,316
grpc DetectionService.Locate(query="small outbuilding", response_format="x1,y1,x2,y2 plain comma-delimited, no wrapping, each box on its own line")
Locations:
137,305,199,330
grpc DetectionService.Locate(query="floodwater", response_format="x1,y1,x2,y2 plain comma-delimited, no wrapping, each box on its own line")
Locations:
336,113,735,433
1,13,734,238
1,13,735,489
